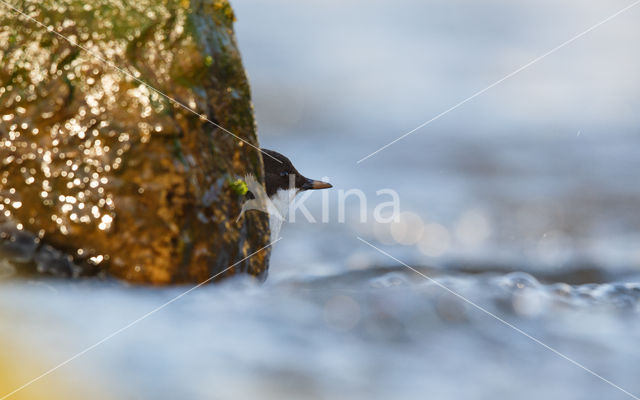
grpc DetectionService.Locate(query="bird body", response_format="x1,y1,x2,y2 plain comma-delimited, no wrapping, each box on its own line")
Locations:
266,187,298,240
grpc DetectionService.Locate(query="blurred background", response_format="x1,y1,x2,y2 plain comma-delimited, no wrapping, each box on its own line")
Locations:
246,0,640,278
2,0,640,399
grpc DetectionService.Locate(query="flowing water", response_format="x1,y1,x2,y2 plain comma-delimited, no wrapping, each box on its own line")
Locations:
2,0,640,399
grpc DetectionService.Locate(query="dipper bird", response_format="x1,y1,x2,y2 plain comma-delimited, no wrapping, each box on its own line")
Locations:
262,149,332,196
246,149,332,239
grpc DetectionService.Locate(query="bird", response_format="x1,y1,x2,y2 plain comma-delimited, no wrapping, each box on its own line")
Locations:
262,148,332,196
241,149,332,239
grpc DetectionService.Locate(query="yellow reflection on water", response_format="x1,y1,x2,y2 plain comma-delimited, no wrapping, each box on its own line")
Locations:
0,334,111,400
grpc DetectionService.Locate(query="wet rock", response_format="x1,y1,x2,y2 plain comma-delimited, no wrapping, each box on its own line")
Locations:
34,244,83,278
0,222,38,263
0,0,270,283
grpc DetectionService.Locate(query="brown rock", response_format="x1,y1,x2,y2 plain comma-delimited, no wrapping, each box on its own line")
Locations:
0,0,270,284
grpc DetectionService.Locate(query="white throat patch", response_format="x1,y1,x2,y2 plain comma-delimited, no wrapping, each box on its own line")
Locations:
268,188,298,240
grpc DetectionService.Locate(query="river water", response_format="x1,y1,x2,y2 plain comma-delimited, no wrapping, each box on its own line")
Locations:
2,0,640,399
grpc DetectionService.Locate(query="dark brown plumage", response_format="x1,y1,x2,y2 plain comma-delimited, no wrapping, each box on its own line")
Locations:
261,149,332,197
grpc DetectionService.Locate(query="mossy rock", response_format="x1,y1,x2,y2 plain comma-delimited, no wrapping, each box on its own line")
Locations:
0,0,270,284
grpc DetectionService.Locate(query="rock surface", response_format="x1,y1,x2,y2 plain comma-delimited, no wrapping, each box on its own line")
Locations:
0,0,270,283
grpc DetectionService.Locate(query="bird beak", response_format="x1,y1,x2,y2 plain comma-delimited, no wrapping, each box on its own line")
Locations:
301,178,333,191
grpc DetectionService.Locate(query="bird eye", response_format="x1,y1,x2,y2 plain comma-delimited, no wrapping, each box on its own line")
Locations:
280,171,288,177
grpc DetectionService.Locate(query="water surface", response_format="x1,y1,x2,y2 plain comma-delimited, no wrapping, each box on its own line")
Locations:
2,0,640,399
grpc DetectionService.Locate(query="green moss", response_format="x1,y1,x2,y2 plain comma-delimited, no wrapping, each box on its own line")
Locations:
173,138,186,165
212,1,236,23
169,15,210,88
228,178,248,196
